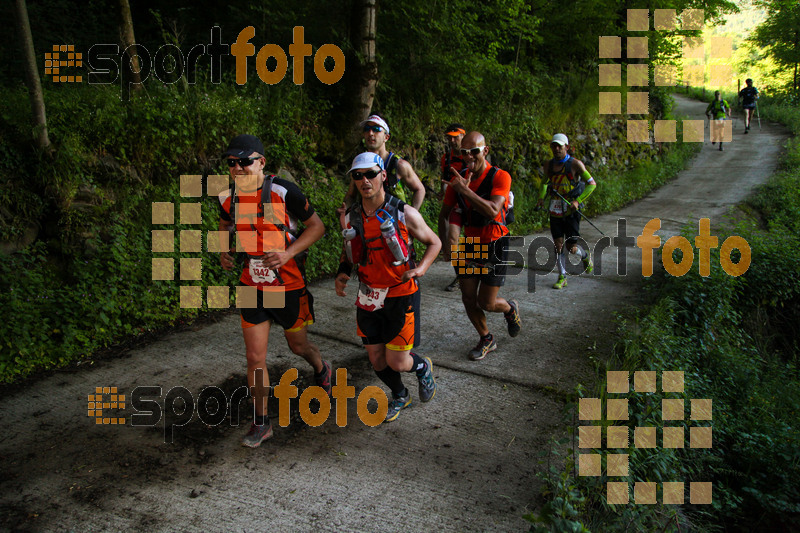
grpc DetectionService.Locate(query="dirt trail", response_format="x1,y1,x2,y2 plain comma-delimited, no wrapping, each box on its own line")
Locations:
0,95,789,532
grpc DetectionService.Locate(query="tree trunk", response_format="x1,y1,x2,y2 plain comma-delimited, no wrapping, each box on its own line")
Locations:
346,0,378,145
14,0,51,151
118,0,142,91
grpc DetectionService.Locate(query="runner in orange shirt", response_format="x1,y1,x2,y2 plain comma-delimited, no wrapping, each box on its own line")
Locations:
335,152,441,422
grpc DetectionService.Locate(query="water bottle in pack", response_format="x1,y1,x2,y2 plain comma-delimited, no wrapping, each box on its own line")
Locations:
376,209,409,266
342,227,364,265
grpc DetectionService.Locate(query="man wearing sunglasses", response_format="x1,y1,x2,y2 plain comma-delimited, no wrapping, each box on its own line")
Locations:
438,132,521,361
218,134,330,448
440,123,467,292
336,152,441,422
342,114,426,211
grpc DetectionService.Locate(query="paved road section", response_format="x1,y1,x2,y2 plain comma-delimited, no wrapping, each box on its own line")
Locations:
0,95,789,532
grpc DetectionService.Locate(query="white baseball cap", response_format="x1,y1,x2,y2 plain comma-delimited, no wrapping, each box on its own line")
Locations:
349,152,385,173
551,133,569,146
359,114,390,134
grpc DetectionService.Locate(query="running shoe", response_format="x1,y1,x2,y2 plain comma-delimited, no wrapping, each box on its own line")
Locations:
553,275,568,289
468,336,497,361
444,277,459,292
583,254,594,274
242,421,273,448
719,144,723,151
504,299,521,338
385,391,412,422
315,360,332,396
417,357,436,402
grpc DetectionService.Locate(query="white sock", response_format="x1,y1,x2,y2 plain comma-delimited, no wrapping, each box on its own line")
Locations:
573,245,587,260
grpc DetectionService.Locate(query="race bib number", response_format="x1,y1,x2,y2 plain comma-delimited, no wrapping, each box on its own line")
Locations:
549,198,565,216
249,258,278,285
356,283,389,312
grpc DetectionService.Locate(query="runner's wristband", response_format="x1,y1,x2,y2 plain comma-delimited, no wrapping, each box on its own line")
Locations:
337,261,352,277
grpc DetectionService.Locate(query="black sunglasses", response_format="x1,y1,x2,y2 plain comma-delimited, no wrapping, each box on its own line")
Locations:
226,156,260,168
363,125,384,133
460,147,484,156
351,169,381,181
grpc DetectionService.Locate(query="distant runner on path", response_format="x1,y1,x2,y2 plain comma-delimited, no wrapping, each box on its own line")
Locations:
706,91,731,151
336,152,440,422
439,122,467,292
218,134,331,448
536,133,597,290
739,78,759,134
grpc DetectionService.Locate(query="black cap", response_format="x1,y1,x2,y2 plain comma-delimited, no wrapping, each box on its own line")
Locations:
445,123,465,136
223,134,264,158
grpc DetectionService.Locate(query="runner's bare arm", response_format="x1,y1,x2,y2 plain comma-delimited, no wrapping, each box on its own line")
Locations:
402,205,441,281
398,159,426,210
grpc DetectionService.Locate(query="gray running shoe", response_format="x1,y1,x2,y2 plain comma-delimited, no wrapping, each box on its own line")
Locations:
417,357,436,402
468,336,498,361
444,277,459,292
242,422,273,448
385,391,412,422
504,299,521,338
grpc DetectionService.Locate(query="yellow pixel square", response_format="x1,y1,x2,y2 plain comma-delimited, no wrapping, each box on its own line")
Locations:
654,65,676,86
662,398,684,420
110,402,117,409
599,92,621,114
599,36,621,58
654,9,677,30
52,45,59,52
683,120,704,142
95,418,102,424
103,418,111,424
117,417,125,424
236,231,259,254
690,482,712,504
152,202,174,225
87,402,95,409
76,76,83,82
180,203,202,225
180,258,202,281
663,426,685,448
481,245,488,252
627,120,649,143
207,230,230,253
46,53,52,59
607,454,629,476
635,482,656,504
96,387,102,393
662,371,684,392
627,92,648,114
627,37,648,58
579,453,601,476
579,426,601,448
683,37,704,59
180,286,202,308
207,175,229,196
110,418,118,424
627,9,648,31
627,64,648,86
691,399,712,420
87,410,94,417
635,426,656,448
654,120,677,142
710,119,733,142
180,230,202,253
710,65,733,88
606,371,628,393
708,36,732,59
607,426,629,448
683,65,704,87
103,387,110,393
110,394,117,401
180,175,202,197
682,9,704,30
152,256,174,279
103,402,110,409
607,398,629,420
207,286,230,309
579,398,602,420
262,287,286,309
68,45,74,52
119,395,125,402
634,370,656,392
236,285,258,309
663,482,684,504
690,426,712,448
607,482,628,505
451,244,460,253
